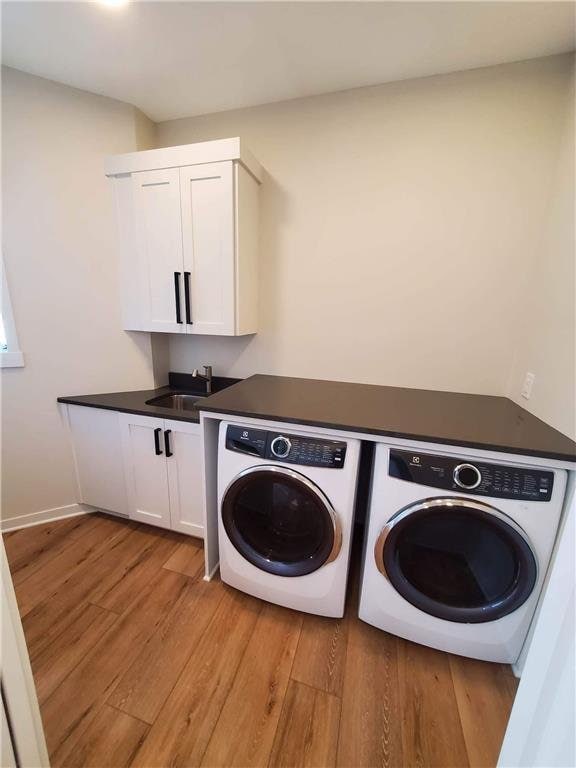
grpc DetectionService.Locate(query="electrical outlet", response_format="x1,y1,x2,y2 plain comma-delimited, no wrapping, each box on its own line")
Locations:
521,372,535,400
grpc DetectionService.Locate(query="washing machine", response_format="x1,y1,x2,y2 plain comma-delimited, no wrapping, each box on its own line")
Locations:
359,443,567,663
217,421,361,617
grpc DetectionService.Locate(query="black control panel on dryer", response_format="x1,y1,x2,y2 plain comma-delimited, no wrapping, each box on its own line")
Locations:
388,449,554,502
226,425,347,468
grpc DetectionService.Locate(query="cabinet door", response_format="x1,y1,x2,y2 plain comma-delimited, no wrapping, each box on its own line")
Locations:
165,419,204,538
67,405,128,516
180,162,235,335
133,168,185,333
120,413,171,530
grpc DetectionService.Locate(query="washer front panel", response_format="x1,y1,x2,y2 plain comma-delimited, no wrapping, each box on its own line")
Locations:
222,465,342,577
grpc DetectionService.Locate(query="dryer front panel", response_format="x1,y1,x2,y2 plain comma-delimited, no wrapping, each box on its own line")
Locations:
375,498,538,623
359,443,566,661
222,466,341,577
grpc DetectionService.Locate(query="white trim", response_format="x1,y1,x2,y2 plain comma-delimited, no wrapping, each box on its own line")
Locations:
1,541,50,766
0,351,24,368
203,563,220,582
105,137,263,183
1,258,24,368
0,503,92,533
200,414,222,579
1,698,17,768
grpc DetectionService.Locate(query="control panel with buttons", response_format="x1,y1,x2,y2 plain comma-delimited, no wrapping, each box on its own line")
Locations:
226,425,347,468
388,449,554,501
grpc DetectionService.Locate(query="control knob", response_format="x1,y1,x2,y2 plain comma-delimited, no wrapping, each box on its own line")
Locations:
271,435,291,459
453,463,482,490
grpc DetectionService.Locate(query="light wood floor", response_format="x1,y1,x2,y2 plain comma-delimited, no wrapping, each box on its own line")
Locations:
4,513,518,768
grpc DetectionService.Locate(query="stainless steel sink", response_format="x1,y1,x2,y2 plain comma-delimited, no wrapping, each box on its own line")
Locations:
145,392,206,411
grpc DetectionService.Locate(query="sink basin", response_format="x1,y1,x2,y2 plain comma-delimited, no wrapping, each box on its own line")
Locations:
146,392,206,411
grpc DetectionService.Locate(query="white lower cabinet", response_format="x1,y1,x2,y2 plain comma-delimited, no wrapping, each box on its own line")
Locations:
119,413,204,537
165,419,204,537
120,414,171,530
67,405,129,516
65,405,204,538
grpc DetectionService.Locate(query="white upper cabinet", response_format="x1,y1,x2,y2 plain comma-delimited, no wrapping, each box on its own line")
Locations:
107,138,261,337
134,168,185,334
180,162,234,335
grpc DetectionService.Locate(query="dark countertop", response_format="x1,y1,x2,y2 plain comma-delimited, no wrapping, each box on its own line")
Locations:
196,374,576,463
58,373,241,424
58,373,576,463
58,385,203,423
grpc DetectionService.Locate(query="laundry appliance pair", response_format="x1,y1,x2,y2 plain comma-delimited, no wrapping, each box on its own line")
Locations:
217,420,566,663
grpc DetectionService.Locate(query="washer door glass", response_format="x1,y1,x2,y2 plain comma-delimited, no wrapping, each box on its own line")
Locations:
378,499,537,623
222,467,339,577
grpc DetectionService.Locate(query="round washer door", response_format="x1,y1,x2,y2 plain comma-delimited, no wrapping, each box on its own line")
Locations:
222,466,341,577
374,498,538,623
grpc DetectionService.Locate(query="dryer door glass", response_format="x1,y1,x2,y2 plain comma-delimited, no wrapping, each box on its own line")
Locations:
222,467,339,577
379,500,537,623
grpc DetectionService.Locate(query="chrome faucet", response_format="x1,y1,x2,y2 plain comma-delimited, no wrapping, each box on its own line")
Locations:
192,365,213,395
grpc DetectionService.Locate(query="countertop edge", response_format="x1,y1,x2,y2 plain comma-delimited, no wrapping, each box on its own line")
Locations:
57,395,576,462
58,373,576,464
196,402,576,463
57,395,201,425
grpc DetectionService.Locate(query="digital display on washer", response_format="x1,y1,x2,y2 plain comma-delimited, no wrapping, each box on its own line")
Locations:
225,425,347,468
388,449,554,501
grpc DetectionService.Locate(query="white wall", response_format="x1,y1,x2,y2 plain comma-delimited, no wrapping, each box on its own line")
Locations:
1,67,158,522
157,54,574,432
2,53,572,523
507,65,575,439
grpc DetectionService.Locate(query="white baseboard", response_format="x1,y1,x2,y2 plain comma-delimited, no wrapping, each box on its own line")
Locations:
0,503,93,533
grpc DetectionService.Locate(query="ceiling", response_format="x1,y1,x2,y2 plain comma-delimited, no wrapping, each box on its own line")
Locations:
2,1,574,122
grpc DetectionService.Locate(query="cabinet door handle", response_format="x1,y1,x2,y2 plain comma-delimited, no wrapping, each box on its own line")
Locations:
184,271,192,324
153,427,163,455
164,429,173,457
173,272,183,324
